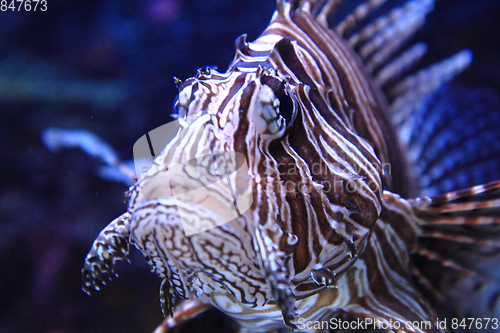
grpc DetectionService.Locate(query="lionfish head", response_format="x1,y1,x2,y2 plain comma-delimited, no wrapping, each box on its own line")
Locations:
122,56,308,312
125,37,382,319
131,56,301,224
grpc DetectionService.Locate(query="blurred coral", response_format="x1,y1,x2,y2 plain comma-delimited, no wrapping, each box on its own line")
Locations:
0,55,127,109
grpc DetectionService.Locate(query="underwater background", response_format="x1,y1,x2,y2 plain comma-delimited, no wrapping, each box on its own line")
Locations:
0,0,499,332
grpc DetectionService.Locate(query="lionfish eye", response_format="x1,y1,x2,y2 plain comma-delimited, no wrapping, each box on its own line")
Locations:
278,92,294,124
260,74,295,125
171,95,186,120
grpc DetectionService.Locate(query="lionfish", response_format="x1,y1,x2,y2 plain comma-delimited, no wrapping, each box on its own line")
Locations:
82,0,500,332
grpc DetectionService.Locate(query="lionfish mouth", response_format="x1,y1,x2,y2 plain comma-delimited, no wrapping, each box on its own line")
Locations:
128,196,192,316
127,151,255,315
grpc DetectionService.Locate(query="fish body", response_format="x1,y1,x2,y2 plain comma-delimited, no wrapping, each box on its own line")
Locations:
82,1,500,332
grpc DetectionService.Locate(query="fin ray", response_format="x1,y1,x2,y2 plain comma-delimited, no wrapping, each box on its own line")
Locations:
409,181,500,320
376,43,428,86
336,0,388,36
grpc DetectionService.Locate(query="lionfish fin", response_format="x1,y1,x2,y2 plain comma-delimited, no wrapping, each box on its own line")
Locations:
414,247,474,276
397,82,500,196
346,0,432,73
350,192,443,332
409,181,500,318
330,0,435,80
152,299,212,333
298,0,497,200
286,0,468,126
376,42,428,87
316,0,345,27
283,0,434,79
335,0,388,36
408,262,443,300
160,278,176,317
412,181,500,226
389,50,472,116
279,0,387,33
81,212,131,295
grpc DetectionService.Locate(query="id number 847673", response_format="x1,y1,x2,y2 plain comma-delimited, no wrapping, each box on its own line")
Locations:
1,0,47,11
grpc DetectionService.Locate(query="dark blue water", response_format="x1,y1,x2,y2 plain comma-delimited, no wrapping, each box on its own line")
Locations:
0,1,499,332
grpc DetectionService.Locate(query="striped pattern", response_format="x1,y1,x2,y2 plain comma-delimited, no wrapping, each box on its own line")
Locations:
81,1,500,332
